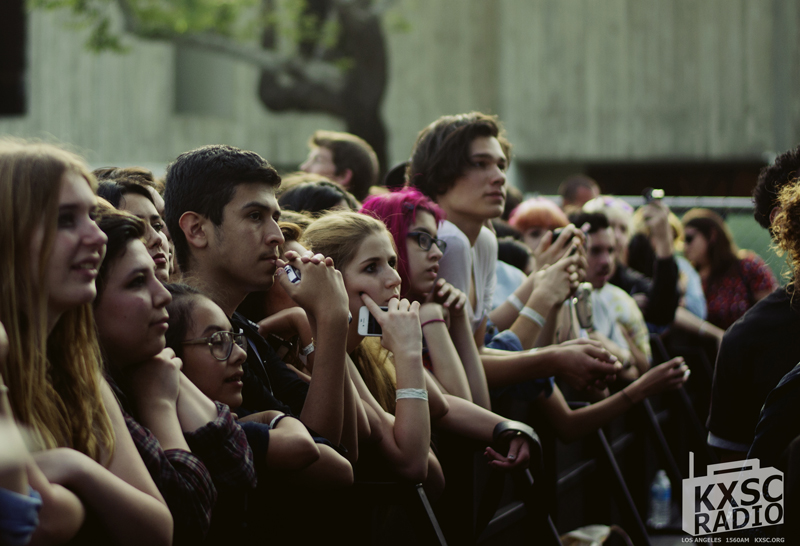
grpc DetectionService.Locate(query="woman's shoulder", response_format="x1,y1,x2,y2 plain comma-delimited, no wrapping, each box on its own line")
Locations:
738,250,766,266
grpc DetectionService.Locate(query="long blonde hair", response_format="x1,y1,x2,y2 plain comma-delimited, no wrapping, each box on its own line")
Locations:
0,140,114,461
301,211,399,413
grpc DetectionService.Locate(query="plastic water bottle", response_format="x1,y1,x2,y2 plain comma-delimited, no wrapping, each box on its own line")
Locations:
648,469,671,529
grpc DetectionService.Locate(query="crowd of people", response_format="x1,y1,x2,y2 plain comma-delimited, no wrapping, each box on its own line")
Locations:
0,112,796,544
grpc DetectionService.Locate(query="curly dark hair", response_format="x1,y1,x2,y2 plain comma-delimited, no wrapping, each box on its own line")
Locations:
407,112,511,200
772,179,800,286
753,144,800,231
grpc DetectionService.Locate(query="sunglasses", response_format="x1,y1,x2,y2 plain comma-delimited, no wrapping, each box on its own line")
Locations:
407,231,447,253
183,330,247,361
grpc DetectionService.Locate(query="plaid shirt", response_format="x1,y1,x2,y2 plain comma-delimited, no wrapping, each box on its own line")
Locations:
122,410,216,546
185,402,257,490
119,392,256,545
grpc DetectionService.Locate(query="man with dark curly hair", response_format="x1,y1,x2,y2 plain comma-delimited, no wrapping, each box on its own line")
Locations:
753,145,800,230
708,144,800,462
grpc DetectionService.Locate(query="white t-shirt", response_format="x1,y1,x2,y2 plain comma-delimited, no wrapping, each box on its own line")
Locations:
436,220,497,333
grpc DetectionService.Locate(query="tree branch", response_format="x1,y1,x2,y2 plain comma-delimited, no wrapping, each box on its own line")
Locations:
114,0,345,95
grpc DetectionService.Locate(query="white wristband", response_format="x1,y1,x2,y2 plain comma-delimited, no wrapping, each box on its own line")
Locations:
520,306,546,328
268,413,288,429
395,388,428,401
300,340,315,356
507,294,524,311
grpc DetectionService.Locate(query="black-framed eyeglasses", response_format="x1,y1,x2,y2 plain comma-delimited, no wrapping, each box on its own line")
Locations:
182,330,247,361
407,231,447,253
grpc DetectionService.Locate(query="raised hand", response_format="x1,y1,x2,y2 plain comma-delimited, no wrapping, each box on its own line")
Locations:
535,224,585,270
276,250,349,323
126,348,183,410
361,294,422,358
425,278,467,318
532,253,583,308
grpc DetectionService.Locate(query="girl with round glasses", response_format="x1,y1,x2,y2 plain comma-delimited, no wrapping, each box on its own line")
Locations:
93,208,258,544
163,282,353,490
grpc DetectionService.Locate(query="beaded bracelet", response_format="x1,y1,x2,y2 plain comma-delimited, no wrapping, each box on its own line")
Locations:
420,318,446,329
396,388,428,401
520,306,546,328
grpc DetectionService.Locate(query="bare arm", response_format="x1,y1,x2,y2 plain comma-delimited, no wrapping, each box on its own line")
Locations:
480,340,620,391
489,226,583,331
538,357,689,442
0,333,84,546
128,349,191,452
419,302,472,402
278,252,350,447
176,373,224,432
508,253,582,350
32,380,173,546
448,310,491,409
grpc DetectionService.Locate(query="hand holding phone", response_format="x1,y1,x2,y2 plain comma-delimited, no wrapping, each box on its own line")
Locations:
357,305,387,336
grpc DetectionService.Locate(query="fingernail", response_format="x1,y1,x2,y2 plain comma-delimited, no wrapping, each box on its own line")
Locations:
508,455,516,460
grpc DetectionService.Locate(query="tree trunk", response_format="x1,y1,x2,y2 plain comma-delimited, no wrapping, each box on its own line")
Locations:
257,0,389,179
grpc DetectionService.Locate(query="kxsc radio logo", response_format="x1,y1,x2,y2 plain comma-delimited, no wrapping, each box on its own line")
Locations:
681,452,783,536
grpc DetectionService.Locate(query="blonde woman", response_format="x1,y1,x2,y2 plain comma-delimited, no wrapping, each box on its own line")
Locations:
0,141,172,544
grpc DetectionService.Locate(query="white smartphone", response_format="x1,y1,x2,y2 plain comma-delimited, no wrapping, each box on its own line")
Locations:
357,305,387,336
284,264,301,284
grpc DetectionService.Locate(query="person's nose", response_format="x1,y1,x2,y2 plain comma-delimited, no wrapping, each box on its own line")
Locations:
299,158,312,172
386,267,402,290
429,243,443,261
144,224,164,251
265,220,285,247
152,278,172,308
230,342,247,366
84,218,108,249
490,164,506,186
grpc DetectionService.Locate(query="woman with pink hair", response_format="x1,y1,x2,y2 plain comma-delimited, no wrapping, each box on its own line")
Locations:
361,188,490,407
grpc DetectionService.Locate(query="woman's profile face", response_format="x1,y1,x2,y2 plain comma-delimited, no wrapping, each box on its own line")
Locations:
180,297,245,409
119,193,170,282
341,231,402,318
405,210,444,297
682,227,709,268
95,239,172,367
522,227,549,253
36,171,107,326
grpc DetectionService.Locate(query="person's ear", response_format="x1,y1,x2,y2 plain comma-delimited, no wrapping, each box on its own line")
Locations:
334,168,354,188
769,206,782,226
179,212,210,251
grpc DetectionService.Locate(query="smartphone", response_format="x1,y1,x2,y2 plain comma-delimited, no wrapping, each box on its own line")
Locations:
357,306,387,336
284,264,301,284
573,282,594,330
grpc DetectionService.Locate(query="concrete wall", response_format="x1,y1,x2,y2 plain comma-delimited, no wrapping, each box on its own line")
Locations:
2,1,799,174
